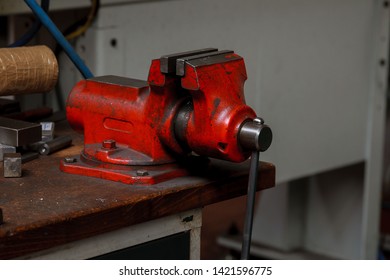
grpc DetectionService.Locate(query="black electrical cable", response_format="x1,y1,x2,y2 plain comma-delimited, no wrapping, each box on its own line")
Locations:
8,0,50,47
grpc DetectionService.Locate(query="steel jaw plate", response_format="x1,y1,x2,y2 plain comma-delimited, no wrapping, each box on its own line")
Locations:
160,48,238,77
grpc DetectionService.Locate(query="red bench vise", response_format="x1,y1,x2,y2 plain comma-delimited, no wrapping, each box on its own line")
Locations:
60,48,272,184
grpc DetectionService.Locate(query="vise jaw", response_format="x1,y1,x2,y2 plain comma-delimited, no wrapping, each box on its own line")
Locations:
61,48,271,185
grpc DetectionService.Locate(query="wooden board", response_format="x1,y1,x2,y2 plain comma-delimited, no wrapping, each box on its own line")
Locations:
0,122,275,259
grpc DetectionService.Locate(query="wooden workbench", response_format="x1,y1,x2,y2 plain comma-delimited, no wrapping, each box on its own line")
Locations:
0,122,275,259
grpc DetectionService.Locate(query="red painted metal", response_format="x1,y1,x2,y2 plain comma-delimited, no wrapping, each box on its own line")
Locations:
66,76,180,165
180,53,256,162
61,51,256,184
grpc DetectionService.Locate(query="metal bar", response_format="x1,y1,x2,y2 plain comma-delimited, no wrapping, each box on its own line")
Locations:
21,152,39,163
0,117,41,146
39,135,72,155
241,151,260,260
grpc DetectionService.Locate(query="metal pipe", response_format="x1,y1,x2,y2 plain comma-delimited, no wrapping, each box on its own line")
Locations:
238,117,272,259
38,135,72,155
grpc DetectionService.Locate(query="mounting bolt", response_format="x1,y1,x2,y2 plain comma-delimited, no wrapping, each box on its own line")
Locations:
64,157,77,163
102,139,116,149
136,170,149,176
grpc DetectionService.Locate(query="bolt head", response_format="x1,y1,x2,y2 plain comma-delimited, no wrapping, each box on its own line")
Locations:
64,157,77,163
102,139,116,149
136,170,149,176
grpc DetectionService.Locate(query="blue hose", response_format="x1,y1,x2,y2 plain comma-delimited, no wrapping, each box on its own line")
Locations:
24,0,94,79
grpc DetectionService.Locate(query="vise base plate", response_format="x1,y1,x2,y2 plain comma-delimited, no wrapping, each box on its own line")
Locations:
59,153,191,185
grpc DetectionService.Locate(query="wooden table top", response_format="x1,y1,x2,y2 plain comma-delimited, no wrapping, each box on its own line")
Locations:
0,122,275,259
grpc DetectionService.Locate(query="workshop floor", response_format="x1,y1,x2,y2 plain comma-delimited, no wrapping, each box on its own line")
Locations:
201,193,261,259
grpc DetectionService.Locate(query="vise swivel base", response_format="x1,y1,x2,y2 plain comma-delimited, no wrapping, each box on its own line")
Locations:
60,48,272,185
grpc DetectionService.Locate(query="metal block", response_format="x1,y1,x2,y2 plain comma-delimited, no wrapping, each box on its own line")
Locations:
40,122,55,141
0,117,41,146
0,143,16,161
3,153,22,178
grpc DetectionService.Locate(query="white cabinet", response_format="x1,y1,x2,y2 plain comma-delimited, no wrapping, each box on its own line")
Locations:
72,0,389,259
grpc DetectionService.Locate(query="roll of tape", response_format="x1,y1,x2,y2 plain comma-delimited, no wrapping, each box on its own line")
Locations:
0,45,58,95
